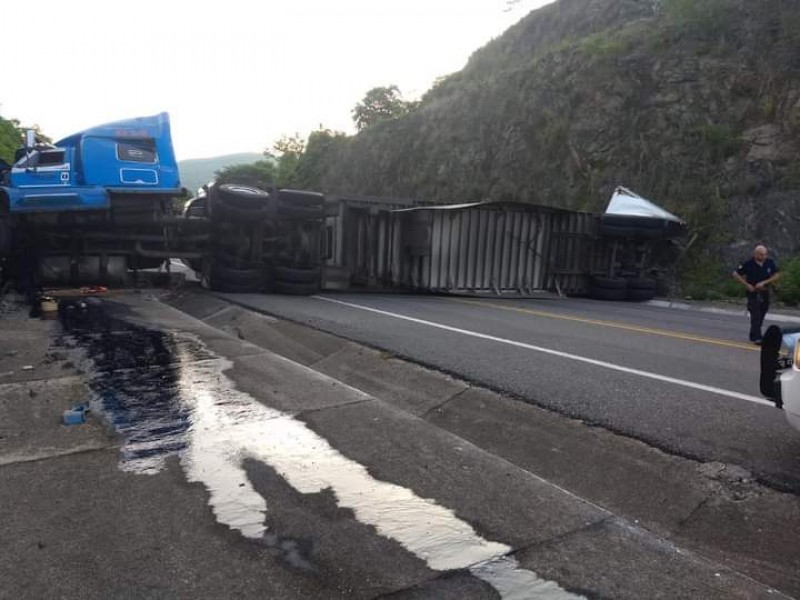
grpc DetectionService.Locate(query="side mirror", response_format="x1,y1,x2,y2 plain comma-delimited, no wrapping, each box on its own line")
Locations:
25,129,36,149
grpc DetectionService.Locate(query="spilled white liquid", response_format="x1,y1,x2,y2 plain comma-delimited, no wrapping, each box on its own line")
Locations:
92,339,580,599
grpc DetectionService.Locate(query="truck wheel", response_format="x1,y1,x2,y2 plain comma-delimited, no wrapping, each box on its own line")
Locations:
216,183,271,207
590,276,628,290
276,203,324,220
627,278,656,291
588,285,627,301
278,189,324,207
203,263,265,293
626,288,656,301
210,183,271,223
276,189,324,220
274,265,321,284
273,279,320,296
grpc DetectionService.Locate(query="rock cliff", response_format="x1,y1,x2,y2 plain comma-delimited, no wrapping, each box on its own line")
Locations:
316,0,800,265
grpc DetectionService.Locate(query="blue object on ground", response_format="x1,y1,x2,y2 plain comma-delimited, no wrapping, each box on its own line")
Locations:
62,403,89,426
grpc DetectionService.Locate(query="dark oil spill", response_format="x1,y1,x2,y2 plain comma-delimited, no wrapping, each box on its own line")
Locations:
55,299,208,472
55,298,579,599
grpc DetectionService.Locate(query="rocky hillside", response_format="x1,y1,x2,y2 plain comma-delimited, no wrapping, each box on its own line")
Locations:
316,0,800,267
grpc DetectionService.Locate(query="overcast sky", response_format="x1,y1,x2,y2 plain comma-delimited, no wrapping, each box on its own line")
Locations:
3,0,553,161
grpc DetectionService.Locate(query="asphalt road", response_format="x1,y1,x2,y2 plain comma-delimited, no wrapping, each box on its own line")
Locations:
219,292,800,492
2,290,797,599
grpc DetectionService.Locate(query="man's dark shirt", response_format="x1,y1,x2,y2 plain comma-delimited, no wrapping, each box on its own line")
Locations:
736,257,779,287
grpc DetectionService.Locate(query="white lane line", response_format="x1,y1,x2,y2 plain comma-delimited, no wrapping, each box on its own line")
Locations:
314,296,773,407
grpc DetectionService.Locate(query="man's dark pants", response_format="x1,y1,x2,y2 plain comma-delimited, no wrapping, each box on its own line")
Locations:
747,291,769,341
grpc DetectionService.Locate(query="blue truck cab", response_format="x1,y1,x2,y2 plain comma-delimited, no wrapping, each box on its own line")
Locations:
0,112,199,285
4,112,181,213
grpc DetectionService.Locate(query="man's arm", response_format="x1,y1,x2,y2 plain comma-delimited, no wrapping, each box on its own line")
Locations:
755,271,780,290
732,270,755,292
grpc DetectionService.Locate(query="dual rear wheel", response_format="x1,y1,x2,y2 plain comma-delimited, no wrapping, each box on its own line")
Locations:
197,184,323,295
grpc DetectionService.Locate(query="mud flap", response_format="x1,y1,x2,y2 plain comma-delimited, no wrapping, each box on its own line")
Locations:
760,325,783,408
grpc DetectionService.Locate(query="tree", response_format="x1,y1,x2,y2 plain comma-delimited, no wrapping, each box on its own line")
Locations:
0,117,52,165
294,129,348,189
272,134,306,186
215,160,278,189
352,85,414,131
0,117,22,164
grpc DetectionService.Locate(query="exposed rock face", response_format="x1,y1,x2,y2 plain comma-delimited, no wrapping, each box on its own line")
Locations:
317,0,800,264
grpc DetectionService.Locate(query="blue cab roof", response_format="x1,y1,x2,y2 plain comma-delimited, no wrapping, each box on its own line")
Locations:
56,112,174,146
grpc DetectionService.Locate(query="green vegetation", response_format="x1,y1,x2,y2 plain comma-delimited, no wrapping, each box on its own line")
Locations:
697,124,743,161
294,129,348,190
0,116,52,165
214,160,277,189
664,0,732,37
271,135,305,186
0,117,23,164
214,128,347,191
352,86,416,131
776,257,800,306
580,31,628,59
680,254,800,307
679,257,740,301
178,153,262,195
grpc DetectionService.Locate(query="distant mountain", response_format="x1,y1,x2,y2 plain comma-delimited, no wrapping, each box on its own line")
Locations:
178,153,263,195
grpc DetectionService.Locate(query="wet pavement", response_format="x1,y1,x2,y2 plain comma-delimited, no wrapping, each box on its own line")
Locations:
0,289,794,599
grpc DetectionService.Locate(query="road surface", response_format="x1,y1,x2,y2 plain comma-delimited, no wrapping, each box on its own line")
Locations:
1,289,798,599
217,292,800,492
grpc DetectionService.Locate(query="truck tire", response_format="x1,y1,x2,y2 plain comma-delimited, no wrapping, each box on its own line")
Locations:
212,200,270,222
626,288,656,301
278,189,324,208
274,265,321,284
216,183,271,207
588,285,627,301
273,279,320,296
627,277,657,291
210,183,271,223
276,203,324,220
590,276,628,290
204,264,265,293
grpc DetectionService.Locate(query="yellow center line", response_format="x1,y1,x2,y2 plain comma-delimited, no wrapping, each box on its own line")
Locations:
448,298,758,352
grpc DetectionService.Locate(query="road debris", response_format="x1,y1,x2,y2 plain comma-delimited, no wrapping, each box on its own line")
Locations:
62,403,90,426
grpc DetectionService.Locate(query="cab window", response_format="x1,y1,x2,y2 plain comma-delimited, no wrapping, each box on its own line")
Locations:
13,148,66,168
117,139,157,163
38,149,66,166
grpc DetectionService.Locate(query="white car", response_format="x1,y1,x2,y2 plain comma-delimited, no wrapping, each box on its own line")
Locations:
761,325,800,432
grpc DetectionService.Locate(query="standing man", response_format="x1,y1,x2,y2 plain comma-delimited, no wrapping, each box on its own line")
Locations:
732,245,780,344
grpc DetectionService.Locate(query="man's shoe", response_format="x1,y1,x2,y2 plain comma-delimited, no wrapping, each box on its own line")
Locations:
753,338,763,345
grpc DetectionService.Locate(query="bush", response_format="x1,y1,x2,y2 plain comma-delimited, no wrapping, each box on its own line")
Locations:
680,257,740,301
580,32,628,58
776,256,800,306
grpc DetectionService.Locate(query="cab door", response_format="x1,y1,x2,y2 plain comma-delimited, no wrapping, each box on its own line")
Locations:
11,148,71,188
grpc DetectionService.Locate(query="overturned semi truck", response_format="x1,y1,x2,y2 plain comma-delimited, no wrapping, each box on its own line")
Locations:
0,113,685,298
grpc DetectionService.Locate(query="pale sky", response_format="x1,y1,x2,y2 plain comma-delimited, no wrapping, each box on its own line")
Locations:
4,0,553,161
